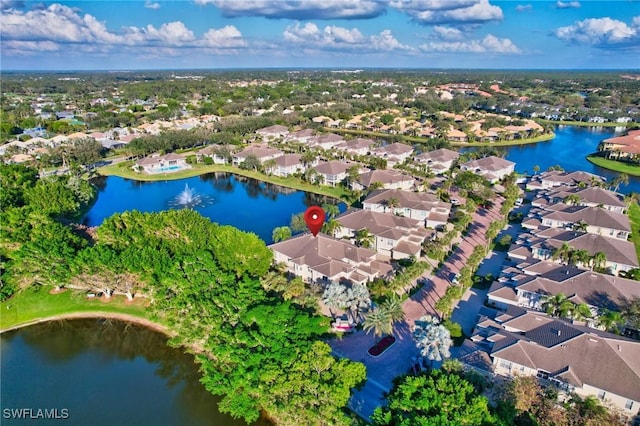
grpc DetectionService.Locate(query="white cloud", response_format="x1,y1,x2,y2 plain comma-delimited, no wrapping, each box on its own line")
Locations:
283,23,414,53
390,0,502,25
144,1,160,10
201,0,387,19
0,3,248,56
420,34,520,53
515,4,532,12
201,25,246,47
432,26,464,40
554,17,638,46
555,1,580,9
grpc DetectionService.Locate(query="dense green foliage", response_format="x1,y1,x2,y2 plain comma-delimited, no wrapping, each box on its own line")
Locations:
0,165,94,299
0,164,366,424
372,369,494,425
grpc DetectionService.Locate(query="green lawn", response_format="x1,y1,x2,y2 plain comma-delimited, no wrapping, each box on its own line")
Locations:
0,286,151,331
538,119,640,129
629,202,640,265
586,155,640,177
326,127,555,147
98,162,354,204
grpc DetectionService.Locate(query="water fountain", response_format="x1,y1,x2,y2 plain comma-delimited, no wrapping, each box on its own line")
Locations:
169,184,212,208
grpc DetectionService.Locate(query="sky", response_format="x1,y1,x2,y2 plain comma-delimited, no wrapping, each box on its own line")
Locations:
1,0,639,70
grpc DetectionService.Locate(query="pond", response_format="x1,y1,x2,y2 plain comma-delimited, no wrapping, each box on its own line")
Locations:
501,125,640,194
83,172,346,243
0,319,270,426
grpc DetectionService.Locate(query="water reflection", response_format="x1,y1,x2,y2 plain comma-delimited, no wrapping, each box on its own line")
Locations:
1,319,269,426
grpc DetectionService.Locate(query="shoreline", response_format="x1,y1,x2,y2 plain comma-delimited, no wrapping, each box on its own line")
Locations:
97,163,353,204
585,155,640,177
326,127,556,147
0,311,169,335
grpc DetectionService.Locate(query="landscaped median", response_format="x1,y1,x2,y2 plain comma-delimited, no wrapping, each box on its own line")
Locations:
97,161,355,204
0,286,157,332
585,155,640,177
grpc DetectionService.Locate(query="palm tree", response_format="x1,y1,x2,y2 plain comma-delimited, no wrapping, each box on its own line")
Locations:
571,303,592,322
343,283,372,323
563,194,581,206
354,228,375,248
271,226,292,243
321,282,348,318
596,309,623,333
590,251,607,272
569,249,591,267
322,202,340,219
552,242,572,263
541,293,574,318
322,219,342,237
572,220,588,232
381,295,405,325
381,197,400,213
301,150,317,167
362,308,392,337
412,315,452,366
532,165,540,175
610,173,629,192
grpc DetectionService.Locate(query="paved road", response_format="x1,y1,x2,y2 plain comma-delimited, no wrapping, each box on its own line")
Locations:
328,197,505,420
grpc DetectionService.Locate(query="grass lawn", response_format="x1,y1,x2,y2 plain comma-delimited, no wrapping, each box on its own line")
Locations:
586,155,640,177
538,119,639,129
98,162,354,204
0,286,151,331
629,202,640,265
326,127,555,147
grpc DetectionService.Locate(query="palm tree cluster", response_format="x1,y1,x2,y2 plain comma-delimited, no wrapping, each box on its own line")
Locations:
412,315,453,366
541,293,592,321
551,243,607,271
322,281,372,323
362,296,405,337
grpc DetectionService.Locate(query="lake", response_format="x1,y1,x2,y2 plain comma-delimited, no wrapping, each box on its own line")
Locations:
501,125,640,194
0,319,270,426
83,172,345,243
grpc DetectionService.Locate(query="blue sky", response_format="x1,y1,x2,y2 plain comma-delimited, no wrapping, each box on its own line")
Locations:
1,0,639,70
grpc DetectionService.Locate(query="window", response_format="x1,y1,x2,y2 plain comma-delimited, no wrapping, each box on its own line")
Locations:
625,400,633,410
597,390,606,400
499,360,512,370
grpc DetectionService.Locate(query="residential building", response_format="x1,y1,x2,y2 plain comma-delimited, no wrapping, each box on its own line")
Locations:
334,209,432,259
362,189,451,229
509,228,639,276
196,145,234,164
309,134,345,150
133,153,188,174
371,142,414,166
268,233,393,285
533,186,627,214
286,129,316,144
268,153,306,177
460,156,515,183
598,129,640,161
414,148,460,175
466,308,640,415
525,204,631,240
487,260,640,314
312,160,351,187
256,124,289,139
336,137,376,156
527,170,605,190
232,145,283,166
352,169,415,191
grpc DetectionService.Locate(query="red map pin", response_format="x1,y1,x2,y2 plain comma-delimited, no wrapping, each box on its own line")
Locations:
304,206,326,237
